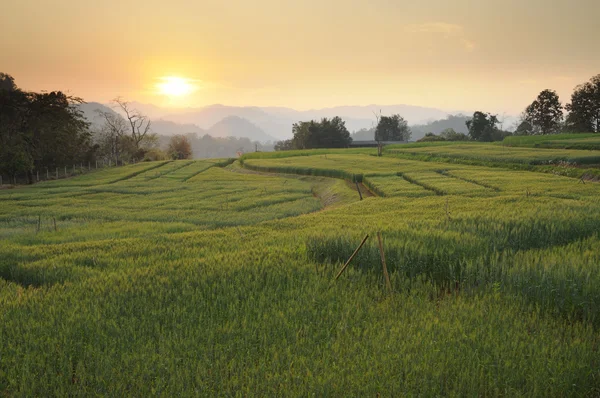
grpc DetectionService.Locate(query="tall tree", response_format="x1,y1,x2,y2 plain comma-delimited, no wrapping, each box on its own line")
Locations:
112,98,154,151
466,112,499,142
96,109,128,163
0,73,91,183
524,89,563,134
375,114,411,141
565,74,600,133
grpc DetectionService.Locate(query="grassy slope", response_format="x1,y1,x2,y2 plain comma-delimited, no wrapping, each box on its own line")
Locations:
1,155,600,395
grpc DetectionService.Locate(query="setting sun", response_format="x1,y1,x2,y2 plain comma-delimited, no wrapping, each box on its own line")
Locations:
156,76,195,97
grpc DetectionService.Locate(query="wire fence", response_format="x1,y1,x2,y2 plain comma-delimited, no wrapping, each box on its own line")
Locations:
0,159,136,187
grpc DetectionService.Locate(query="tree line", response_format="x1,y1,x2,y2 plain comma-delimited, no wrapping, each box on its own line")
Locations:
275,114,412,150
0,73,198,183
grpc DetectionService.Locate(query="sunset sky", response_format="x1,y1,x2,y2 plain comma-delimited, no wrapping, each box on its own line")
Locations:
2,0,598,114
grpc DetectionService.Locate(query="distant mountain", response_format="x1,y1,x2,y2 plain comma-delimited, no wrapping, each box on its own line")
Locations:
77,102,117,129
162,103,453,140
151,119,206,136
207,116,277,142
410,114,471,140
82,102,515,143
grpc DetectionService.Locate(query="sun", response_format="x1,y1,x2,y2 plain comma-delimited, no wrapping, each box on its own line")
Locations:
156,76,195,97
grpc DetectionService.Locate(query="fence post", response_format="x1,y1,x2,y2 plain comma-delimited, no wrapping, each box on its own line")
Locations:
95,160,98,169
46,168,49,180
64,166,67,177
37,170,39,182
56,168,58,179
88,162,90,171
0,175,2,186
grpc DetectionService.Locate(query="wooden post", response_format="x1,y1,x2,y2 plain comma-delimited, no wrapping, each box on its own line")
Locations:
64,166,67,177
56,168,59,179
0,175,2,186
335,234,369,280
36,170,39,182
377,232,392,294
46,168,49,180
53,217,57,232
36,215,41,233
95,160,98,169
355,181,363,201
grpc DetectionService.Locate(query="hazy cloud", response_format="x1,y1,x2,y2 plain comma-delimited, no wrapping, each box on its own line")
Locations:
405,22,476,52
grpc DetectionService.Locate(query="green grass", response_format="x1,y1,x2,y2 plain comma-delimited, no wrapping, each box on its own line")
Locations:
503,133,600,150
1,152,600,395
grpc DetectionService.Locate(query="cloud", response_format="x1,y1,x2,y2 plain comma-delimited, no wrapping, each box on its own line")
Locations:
404,22,476,52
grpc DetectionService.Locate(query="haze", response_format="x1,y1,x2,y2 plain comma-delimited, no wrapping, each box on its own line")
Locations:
2,0,599,114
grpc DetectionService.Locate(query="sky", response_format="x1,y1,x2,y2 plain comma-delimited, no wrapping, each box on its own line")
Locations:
1,0,599,114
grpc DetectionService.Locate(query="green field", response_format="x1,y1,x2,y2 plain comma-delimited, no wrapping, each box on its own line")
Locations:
1,153,600,395
503,133,600,150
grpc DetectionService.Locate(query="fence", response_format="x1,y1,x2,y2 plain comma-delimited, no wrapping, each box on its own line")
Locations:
0,159,136,187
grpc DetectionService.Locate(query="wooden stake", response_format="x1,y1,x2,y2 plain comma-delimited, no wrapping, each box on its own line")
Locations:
377,232,392,294
335,234,369,280
53,217,57,232
355,181,363,201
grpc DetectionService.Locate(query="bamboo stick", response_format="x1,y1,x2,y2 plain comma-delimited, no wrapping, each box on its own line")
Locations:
335,234,369,280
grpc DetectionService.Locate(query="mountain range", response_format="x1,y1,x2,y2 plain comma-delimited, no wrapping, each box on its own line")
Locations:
78,101,513,143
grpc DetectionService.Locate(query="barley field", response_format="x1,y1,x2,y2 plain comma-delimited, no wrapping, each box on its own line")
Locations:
1,152,600,396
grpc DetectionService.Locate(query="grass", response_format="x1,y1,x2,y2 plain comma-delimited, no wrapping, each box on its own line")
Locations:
1,153,600,395
503,133,600,150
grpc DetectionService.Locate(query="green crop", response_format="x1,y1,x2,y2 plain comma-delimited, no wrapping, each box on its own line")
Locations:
1,153,600,396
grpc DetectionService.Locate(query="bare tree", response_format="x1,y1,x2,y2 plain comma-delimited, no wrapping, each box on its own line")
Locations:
96,109,128,163
112,97,152,150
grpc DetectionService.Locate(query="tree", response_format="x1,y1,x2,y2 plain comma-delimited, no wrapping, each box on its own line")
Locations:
524,89,563,134
168,135,193,159
417,132,446,142
274,139,294,151
96,109,128,163
0,73,16,92
112,98,155,153
565,74,600,133
291,117,352,149
439,128,468,141
466,111,500,142
0,74,91,183
514,120,534,136
375,114,411,141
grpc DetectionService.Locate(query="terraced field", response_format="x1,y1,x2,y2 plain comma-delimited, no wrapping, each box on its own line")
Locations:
1,151,600,395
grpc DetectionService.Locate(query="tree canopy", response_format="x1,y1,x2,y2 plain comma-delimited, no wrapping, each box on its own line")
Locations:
289,117,352,149
375,114,411,141
524,89,563,134
0,73,92,183
566,74,600,133
466,112,500,142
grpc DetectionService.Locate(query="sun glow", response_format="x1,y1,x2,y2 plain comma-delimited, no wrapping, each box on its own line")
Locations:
156,76,196,97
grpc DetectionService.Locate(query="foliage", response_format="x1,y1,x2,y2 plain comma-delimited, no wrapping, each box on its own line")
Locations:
143,148,169,161
524,89,564,134
290,117,352,149
418,129,469,142
417,132,446,142
274,139,295,151
466,111,502,142
565,74,600,133
439,128,469,141
0,74,92,182
375,114,411,141
167,135,193,159
350,127,375,141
